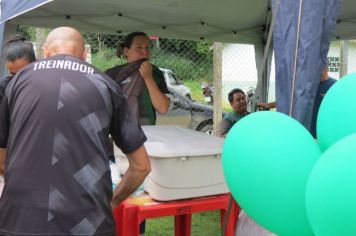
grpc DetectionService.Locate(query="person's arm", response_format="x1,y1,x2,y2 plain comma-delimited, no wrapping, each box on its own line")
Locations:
0,92,10,177
217,119,231,138
111,145,151,207
257,101,276,109
139,61,169,114
0,148,6,176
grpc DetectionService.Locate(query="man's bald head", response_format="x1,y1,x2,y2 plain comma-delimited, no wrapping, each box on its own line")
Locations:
43,27,86,60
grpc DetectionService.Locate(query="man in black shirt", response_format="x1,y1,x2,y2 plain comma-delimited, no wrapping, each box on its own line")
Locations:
0,27,150,236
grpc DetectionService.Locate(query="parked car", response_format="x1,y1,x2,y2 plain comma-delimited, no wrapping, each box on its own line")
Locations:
159,68,192,99
157,88,225,135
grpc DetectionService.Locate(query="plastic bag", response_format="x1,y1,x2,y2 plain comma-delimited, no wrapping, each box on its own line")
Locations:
110,160,145,197
110,160,121,189
235,210,277,236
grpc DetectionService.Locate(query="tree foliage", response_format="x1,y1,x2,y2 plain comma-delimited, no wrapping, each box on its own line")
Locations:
19,27,213,61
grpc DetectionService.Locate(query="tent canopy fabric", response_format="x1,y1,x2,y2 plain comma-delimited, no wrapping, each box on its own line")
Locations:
0,0,354,129
0,0,52,24
2,0,271,45
0,0,275,108
2,0,355,43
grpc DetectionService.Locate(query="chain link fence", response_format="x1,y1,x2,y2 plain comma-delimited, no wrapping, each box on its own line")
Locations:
81,32,261,133
16,27,274,133
83,32,214,98
20,27,355,133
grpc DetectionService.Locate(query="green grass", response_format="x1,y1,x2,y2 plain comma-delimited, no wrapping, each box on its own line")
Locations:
91,48,125,72
145,211,222,236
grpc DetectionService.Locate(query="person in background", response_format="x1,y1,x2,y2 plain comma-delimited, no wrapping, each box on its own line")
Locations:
310,64,337,138
218,88,249,137
256,64,335,139
0,35,36,197
0,35,36,104
0,26,150,236
106,32,170,235
106,31,170,125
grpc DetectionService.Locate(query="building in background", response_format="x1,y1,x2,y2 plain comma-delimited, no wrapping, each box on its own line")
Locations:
222,40,356,104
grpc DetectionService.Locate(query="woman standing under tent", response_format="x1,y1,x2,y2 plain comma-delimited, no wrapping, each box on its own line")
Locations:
106,32,170,125
106,32,170,236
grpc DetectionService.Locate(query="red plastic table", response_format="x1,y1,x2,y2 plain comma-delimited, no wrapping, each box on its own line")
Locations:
113,193,240,236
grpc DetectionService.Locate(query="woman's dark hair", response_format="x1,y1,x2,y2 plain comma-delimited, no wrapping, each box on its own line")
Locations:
2,35,36,63
228,88,245,103
116,32,148,58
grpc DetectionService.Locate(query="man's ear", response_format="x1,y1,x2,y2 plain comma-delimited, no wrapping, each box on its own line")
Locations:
42,46,49,58
81,47,88,61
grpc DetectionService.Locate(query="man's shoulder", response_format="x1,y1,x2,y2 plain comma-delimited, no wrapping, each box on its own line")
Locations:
0,76,11,87
0,77,10,100
224,111,248,122
223,112,235,121
329,77,337,84
321,77,337,89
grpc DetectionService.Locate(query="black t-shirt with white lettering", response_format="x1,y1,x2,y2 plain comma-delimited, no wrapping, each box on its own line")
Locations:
0,54,146,236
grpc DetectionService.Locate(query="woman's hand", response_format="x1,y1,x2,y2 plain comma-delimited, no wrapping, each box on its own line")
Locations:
139,61,153,81
138,61,170,114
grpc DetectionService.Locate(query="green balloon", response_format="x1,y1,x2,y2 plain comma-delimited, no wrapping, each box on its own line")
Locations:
222,111,321,236
306,133,356,236
317,73,356,151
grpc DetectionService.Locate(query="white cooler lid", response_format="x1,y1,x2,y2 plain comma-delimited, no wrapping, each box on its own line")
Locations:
141,125,224,158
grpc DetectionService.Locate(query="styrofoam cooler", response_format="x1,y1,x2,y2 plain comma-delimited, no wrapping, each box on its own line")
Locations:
114,125,229,201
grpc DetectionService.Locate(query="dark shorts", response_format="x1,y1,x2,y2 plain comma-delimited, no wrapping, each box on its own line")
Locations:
140,220,146,234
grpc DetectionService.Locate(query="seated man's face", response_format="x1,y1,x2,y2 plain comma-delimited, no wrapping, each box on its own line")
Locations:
231,92,247,114
6,58,30,75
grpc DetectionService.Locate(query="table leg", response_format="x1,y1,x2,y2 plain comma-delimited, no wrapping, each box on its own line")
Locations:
221,208,235,236
220,201,241,236
174,214,192,236
115,204,140,236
